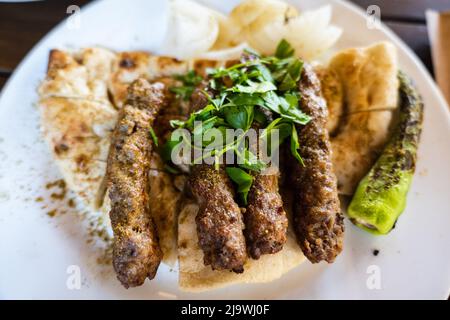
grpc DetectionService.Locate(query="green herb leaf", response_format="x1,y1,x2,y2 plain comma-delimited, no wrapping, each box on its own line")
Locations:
149,126,158,147
278,72,297,91
284,92,299,109
170,70,203,100
260,118,292,154
262,91,282,114
290,125,305,166
284,107,311,125
235,148,266,172
253,108,268,126
255,64,273,82
231,80,277,94
225,167,254,205
224,105,254,130
277,59,303,91
275,39,295,59
161,139,182,163
228,93,264,106
261,92,310,125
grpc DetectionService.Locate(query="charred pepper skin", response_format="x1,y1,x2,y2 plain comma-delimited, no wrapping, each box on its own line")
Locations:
292,64,344,263
107,79,165,288
348,72,424,235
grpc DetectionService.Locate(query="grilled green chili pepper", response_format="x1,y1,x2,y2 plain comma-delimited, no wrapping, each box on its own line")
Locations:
347,71,424,235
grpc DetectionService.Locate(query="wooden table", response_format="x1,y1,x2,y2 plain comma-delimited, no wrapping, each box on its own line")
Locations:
1,0,450,92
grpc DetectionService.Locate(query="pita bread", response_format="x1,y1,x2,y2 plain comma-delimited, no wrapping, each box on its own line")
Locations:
177,199,305,292
39,48,115,104
332,110,394,195
315,66,343,134
38,97,117,208
38,48,190,264
322,42,399,195
109,52,189,107
327,41,398,113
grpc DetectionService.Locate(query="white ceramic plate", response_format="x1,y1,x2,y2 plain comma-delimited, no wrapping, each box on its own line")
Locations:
0,0,449,299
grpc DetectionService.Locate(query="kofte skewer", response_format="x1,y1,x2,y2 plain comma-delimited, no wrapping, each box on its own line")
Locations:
106,78,166,288
189,164,247,273
245,168,288,259
245,120,288,259
291,64,344,263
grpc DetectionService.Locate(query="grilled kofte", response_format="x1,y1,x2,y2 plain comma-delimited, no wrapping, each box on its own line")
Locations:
101,38,421,289
291,64,344,263
167,41,337,267
243,93,288,260
107,41,345,284
186,86,248,272
245,120,288,260
189,165,247,272
245,170,288,259
106,79,166,288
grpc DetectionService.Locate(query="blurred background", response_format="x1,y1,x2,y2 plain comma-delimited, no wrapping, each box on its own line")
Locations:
0,0,449,99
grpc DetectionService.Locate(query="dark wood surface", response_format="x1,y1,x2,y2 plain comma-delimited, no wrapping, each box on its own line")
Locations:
350,0,450,22
0,0,90,73
0,75,7,91
385,21,434,75
0,0,443,92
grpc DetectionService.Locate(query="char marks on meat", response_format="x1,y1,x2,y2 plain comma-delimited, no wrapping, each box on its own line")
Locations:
107,78,166,288
245,170,288,259
292,64,344,263
189,165,247,273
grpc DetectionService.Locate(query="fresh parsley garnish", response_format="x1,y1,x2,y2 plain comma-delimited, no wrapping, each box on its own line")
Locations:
225,167,253,205
169,70,203,100
275,39,295,59
164,39,311,204
149,126,158,147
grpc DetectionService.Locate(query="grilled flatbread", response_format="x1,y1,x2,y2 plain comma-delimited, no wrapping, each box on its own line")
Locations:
38,48,188,265
39,48,115,103
322,42,399,195
109,51,189,107
326,41,398,113
39,96,116,208
38,48,118,208
178,200,305,292
332,110,394,195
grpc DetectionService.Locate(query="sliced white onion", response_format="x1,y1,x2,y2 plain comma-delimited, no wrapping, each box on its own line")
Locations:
210,10,242,49
161,1,342,62
245,5,342,60
161,0,219,59
196,42,249,61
